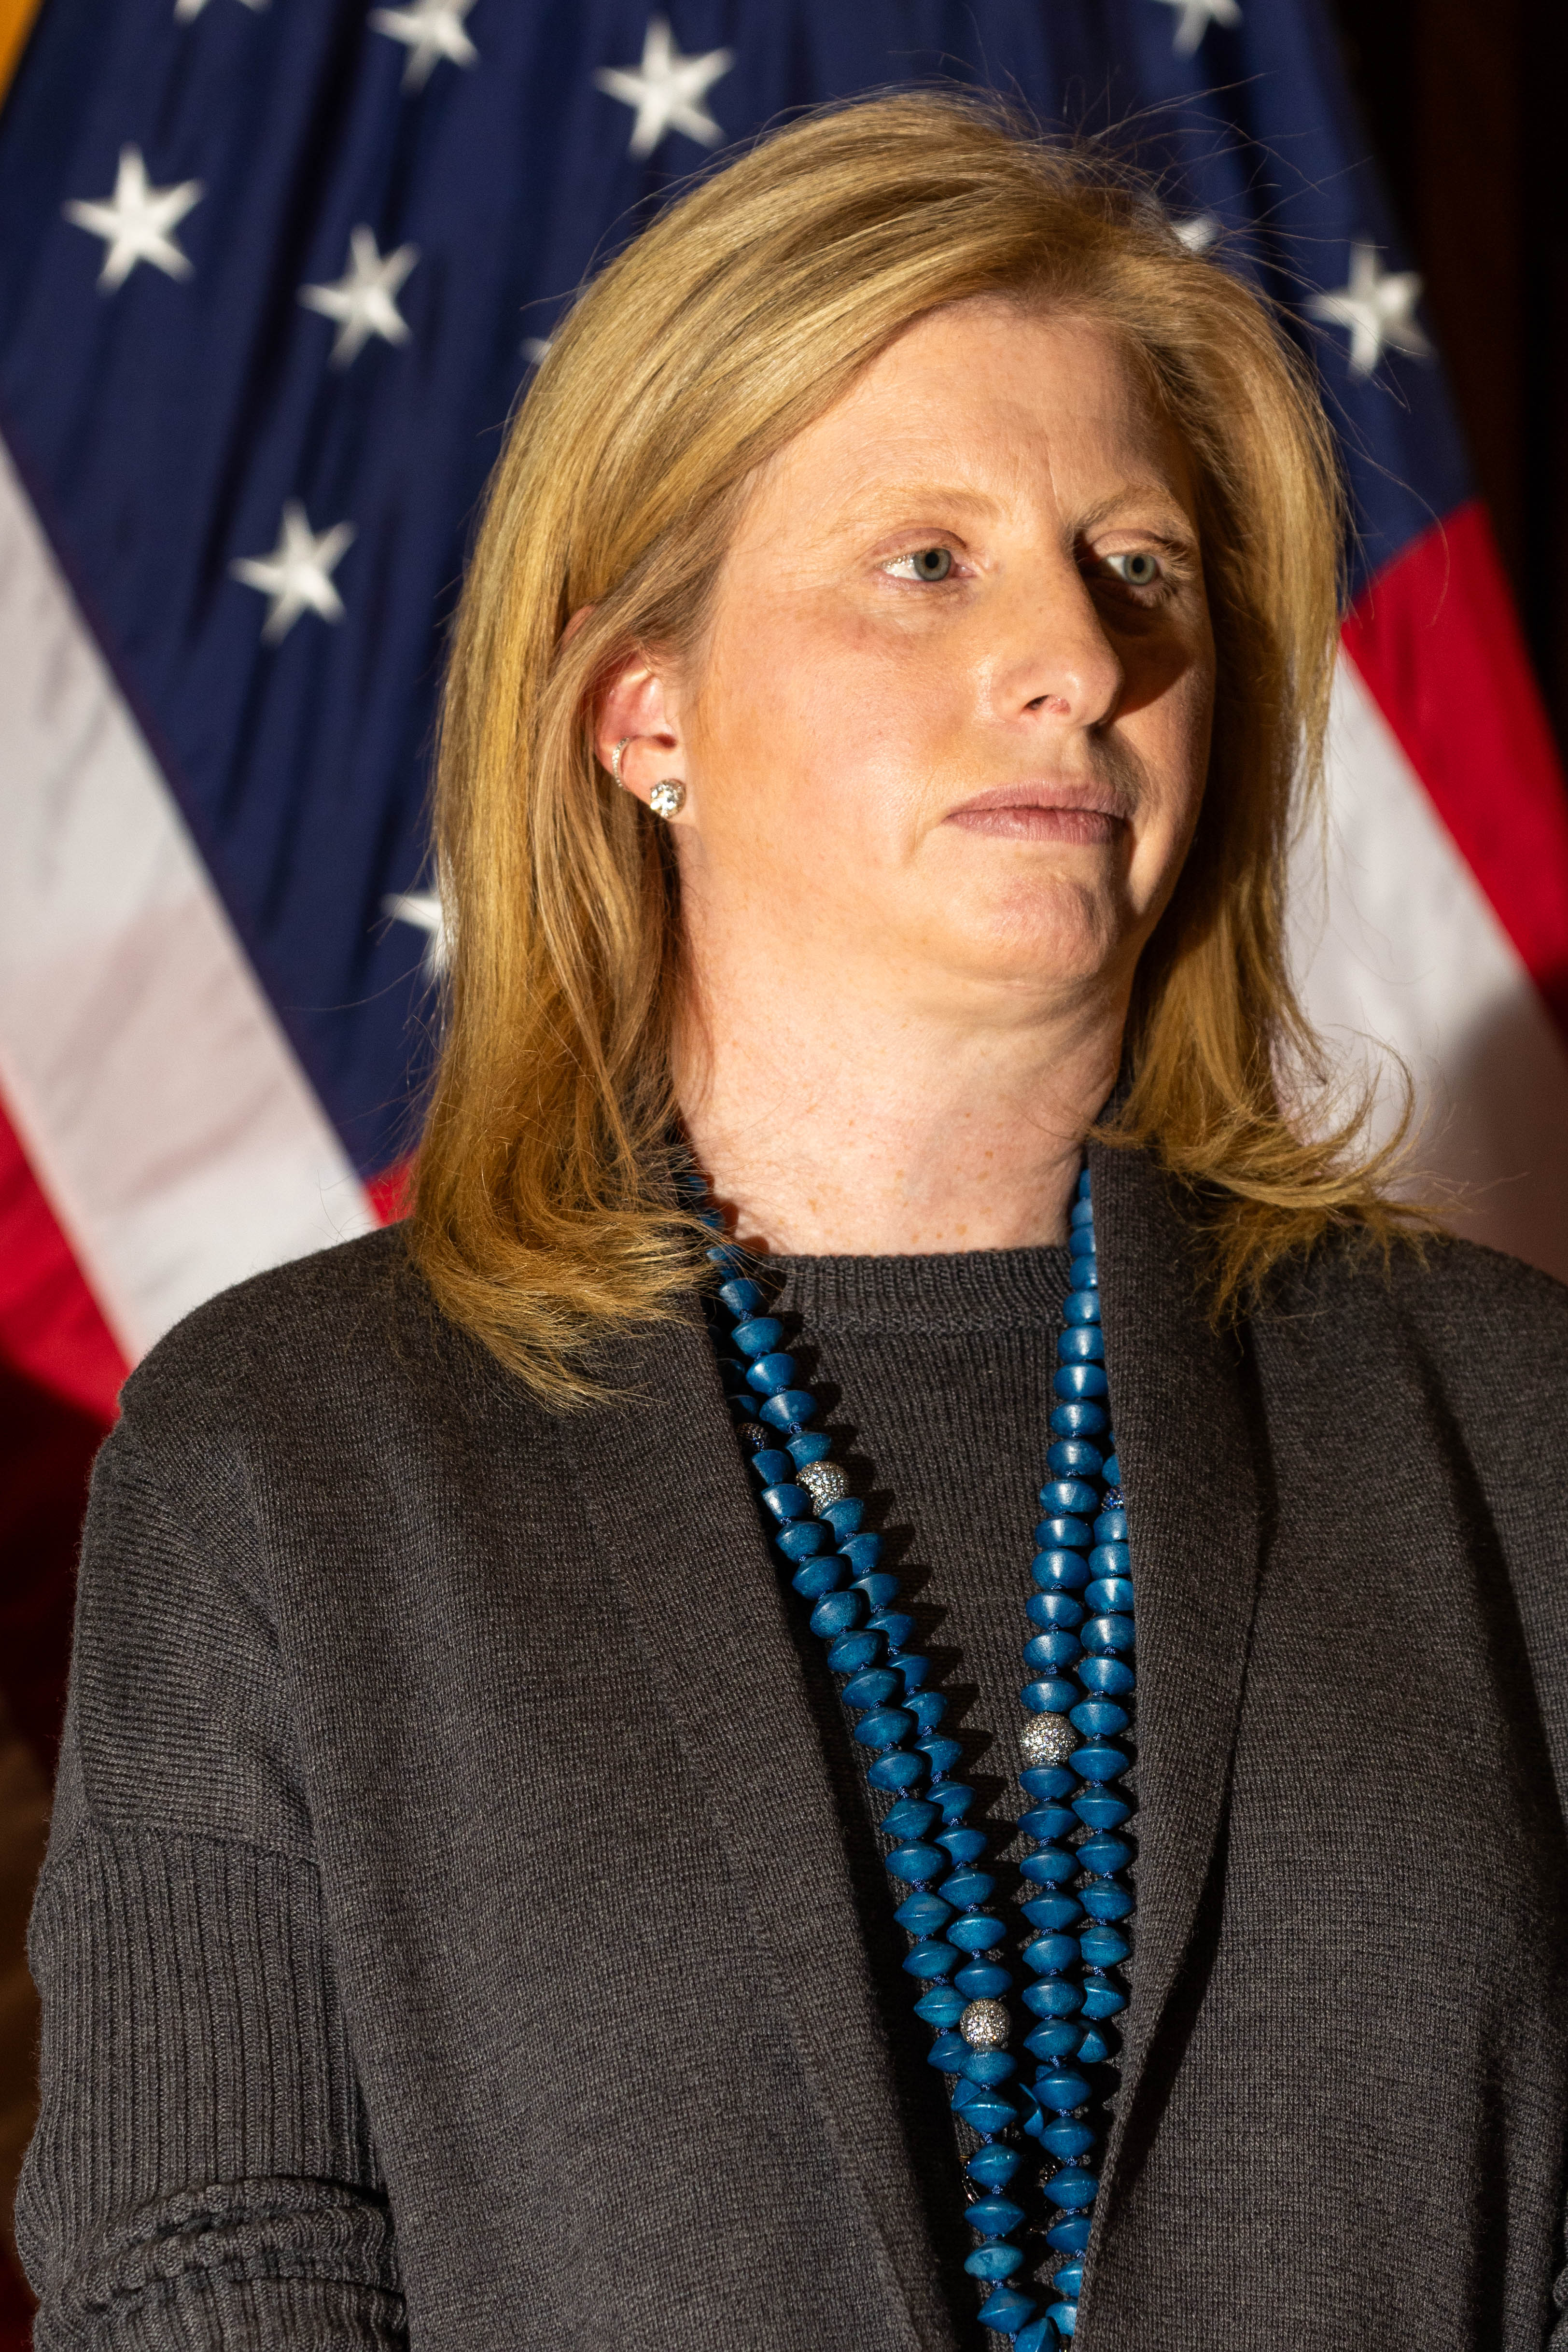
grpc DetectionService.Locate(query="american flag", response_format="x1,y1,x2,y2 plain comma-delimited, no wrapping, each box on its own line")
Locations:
1,0,1567,1432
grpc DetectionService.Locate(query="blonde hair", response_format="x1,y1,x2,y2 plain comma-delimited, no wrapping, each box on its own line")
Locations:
411,89,1415,1400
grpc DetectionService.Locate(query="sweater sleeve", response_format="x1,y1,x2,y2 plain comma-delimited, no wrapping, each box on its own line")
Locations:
15,1409,406,2352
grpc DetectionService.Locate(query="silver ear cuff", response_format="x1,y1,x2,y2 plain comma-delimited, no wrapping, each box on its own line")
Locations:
608,738,685,819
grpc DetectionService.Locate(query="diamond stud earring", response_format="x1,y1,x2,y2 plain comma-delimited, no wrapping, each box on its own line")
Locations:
649,779,686,819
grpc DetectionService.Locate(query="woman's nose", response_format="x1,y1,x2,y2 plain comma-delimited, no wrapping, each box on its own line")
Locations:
996,556,1125,733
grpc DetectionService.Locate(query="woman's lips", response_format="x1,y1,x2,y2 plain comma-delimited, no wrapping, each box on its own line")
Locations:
943,785,1128,845
944,803,1122,843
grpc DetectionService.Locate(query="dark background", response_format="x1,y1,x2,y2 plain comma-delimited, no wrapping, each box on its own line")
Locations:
1330,0,1567,755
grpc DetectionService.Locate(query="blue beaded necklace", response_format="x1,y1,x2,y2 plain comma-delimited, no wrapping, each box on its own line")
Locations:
703,1169,1135,2348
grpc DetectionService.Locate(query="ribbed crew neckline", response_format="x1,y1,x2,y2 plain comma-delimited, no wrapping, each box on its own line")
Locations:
763,1244,1073,1337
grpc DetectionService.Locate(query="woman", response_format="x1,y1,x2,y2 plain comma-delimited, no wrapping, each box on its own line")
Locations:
19,92,1568,2352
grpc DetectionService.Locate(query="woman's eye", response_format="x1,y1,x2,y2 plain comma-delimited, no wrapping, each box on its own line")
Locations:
883,546,954,582
1102,549,1163,588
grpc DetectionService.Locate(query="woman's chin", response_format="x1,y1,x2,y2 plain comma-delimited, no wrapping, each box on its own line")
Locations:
900,932,1124,1010
910,881,1128,999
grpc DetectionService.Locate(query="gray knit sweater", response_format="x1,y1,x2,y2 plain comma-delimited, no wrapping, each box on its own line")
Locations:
19,1142,1568,2351
767,1243,1073,1837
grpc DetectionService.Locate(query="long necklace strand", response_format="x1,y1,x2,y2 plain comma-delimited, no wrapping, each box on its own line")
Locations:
703,1170,1136,2346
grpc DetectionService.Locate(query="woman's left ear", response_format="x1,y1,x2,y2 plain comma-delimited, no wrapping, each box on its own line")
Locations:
593,646,689,817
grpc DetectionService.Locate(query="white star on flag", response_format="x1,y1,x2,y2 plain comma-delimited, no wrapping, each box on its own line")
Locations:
174,0,267,20
1173,213,1220,255
1153,0,1241,57
594,16,733,157
299,227,420,366
1307,241,1432,379
369,0,478,91
384,891,449,976
63,146,204,293
230,502,355,644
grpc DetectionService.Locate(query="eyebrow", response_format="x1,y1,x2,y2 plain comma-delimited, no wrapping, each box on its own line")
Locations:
824,483,1010,528
1074,480,1199,538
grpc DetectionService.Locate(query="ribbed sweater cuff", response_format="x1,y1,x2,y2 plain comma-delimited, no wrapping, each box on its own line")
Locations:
20,1826,401,2351
34,2264,406,2352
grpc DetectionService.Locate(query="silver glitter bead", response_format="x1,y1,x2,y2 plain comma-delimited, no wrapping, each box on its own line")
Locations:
1020,1714,1077,1766
797,1459,850,1512
736,1421,768,1449
959,1999,1009,2050
648,778,686,818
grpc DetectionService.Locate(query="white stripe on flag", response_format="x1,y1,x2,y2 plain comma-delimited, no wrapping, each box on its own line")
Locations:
0,435,374,1363
1292,655,1568,1284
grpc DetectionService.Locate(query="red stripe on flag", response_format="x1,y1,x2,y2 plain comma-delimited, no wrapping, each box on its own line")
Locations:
0,1091,126,1423
0,1097,405,1420
366,1159,413,1224
1343,499,1568,1036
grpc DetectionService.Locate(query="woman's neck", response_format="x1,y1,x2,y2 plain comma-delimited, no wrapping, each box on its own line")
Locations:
674,970,1125,1258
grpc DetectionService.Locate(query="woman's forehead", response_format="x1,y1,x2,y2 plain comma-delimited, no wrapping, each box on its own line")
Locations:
736,303,1200,545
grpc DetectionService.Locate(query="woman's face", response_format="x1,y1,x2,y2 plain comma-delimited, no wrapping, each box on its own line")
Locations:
617,298,1215,1030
